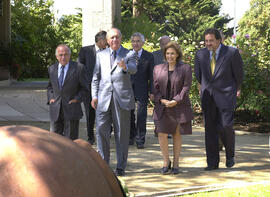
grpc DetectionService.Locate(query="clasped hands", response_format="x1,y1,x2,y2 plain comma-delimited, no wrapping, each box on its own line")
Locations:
160,99,178,108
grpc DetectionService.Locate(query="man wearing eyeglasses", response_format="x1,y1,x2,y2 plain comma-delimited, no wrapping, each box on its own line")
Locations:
129,32,154,149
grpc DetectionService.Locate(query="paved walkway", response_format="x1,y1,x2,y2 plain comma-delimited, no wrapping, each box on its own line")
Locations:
0,81,269,196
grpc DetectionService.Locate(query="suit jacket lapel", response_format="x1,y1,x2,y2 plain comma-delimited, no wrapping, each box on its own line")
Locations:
170,63,181,91
202,48,213,78
160,64,168,96
52,63,60,90
109,49,117,73
213,45,226,77
98,48,112,74
111,47,123,73
139,50,146,65
63,62,75,87
203,50,212,78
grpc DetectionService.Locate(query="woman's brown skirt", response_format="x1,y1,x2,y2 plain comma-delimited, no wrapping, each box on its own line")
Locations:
154,107,192,135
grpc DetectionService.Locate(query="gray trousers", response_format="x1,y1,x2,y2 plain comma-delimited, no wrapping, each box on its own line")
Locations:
95,96,130,170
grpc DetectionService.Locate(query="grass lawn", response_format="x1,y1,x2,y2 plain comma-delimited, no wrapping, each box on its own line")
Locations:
181,184,270,197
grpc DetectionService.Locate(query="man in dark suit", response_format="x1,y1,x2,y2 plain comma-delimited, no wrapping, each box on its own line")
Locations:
91,28,137,176
78,31,107,144
129,32,154,149
47,44,89,140
195,28,244,170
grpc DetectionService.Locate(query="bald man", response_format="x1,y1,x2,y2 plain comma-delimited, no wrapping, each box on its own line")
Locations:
91,28,137,176
152,35,171,66
47,44,89,140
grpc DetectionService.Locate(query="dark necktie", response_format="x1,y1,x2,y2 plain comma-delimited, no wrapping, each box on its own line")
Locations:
113,51,117,62
58,66,65,89
136,52,139,65
111,51,117,68
211,51,216,75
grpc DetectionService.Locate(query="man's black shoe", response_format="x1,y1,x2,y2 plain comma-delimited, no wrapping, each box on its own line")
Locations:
137,144,144,149
204,166,219,171
226,158,235,168
115,168,125,176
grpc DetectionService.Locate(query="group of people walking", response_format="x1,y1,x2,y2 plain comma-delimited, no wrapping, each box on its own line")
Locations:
47,27,243,176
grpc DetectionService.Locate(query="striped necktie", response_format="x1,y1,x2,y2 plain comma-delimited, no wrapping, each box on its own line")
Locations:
136,52,139,65
211,51,216,75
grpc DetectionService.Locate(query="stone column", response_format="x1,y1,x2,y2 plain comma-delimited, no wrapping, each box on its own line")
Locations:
114,0,121,24
82,0,121,46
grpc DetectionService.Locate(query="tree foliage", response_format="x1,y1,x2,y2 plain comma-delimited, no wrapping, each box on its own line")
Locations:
121,0,233,110
8,0,270,121
11,0,82,79
235,0,270,120
11,0,58,78
121,0,232,43
55,9,82,61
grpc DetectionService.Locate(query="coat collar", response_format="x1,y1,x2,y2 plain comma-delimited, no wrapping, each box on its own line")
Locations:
159,62,183,93
111,46,122,72
51,62,73,91
212,44,227,77
202,44,227,78
62,61,75,87
52,63,59,89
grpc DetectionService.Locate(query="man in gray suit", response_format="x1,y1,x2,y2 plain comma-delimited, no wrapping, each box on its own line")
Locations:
129,32,154,149
47,44,89,140
91,28,137,176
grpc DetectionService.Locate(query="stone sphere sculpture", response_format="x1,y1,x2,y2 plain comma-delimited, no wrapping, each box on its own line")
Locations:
0,125,124,197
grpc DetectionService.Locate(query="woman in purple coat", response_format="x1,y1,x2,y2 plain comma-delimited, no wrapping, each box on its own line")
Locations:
153,42,193,174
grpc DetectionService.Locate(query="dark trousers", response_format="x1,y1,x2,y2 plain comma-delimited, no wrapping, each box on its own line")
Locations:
50,106,79,140
130,99,148,145
203,96,235,167
83,99,96,141
83,94,96,142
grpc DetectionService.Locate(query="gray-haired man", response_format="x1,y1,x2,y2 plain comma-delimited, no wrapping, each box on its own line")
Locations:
129,32,154,149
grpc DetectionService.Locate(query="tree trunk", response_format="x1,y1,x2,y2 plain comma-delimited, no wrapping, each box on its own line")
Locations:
133,0,141,17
